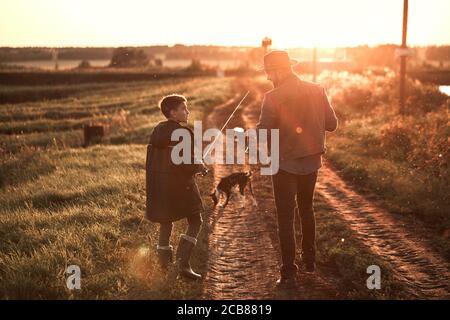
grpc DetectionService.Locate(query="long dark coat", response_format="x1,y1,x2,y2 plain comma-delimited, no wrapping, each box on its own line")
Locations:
145,119,204,223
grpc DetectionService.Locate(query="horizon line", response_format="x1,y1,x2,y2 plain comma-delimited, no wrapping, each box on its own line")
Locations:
1,42,450,49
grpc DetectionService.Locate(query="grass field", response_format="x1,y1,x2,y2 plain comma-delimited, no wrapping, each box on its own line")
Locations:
0,77,233,154
0,144,217,299
0,70,448,299
0,75,233,299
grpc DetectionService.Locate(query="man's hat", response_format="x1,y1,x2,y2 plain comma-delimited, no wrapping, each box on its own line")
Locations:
259,50,298,71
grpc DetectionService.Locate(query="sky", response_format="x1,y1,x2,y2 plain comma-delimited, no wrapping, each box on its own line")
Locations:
0,0,449,48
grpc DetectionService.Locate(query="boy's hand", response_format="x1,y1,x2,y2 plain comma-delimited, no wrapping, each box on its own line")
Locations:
198,166,209,177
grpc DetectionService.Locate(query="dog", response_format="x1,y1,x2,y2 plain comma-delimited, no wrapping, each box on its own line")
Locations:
210,171,258,209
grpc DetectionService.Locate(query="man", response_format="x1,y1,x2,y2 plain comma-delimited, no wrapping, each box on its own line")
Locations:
256,50,338,288
146,94,207,280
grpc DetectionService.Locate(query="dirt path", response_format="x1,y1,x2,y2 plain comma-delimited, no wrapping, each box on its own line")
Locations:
202,77,449,299
202,90,280,299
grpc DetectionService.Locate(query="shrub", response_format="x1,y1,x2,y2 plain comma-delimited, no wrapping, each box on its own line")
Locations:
109,48,149,68
405,81,448,114
77,60,91,69
379,120,414,160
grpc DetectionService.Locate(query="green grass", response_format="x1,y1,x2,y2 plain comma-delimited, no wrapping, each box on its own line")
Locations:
0,75,233,299
0,82,135,104
0,77,234,153
0,145,214,300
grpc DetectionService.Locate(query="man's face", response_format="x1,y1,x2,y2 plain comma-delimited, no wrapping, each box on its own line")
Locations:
170,101,189,123
265,69,280,87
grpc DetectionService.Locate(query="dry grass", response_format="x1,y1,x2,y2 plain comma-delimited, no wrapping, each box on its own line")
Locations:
0,76,233,299
320,71,450,258
0,77,233,153
0,145,215,299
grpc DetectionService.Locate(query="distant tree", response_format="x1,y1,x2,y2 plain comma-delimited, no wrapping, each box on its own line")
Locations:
59,48,114,60
154,58,163,67
184,59,203,72
426,46,450,61
77,60,91,69
347,45,398,69
109,47,149,68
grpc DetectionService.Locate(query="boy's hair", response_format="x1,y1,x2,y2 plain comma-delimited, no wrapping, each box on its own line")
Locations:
159,94,187,118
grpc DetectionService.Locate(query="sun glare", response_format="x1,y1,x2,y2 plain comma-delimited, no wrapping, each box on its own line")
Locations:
0,0,449,47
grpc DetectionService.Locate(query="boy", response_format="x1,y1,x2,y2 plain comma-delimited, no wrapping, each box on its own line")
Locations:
145,94,207,280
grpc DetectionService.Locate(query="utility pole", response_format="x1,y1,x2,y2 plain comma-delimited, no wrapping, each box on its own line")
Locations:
313,47,317,82
399,0,408,114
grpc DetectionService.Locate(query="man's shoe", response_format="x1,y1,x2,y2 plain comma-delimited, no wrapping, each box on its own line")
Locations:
301,249,316,273
275,276,298,289
304,262,316,273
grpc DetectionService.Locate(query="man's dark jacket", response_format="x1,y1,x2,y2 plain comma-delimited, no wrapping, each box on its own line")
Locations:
257,74,338,162
145,119,204,223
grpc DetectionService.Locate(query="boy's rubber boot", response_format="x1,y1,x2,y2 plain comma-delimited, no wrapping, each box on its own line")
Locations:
176,234,202,280
156,245,173,270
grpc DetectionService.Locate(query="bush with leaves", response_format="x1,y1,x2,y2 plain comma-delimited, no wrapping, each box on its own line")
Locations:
109,48,149,68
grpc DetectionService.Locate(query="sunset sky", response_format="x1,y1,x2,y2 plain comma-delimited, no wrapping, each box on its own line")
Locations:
1,0,449,48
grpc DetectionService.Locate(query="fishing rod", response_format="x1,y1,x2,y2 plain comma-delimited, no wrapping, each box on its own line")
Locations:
203,91,250,159
198,91,250,176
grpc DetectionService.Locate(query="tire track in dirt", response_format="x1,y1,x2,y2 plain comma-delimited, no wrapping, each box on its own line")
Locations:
202,79,340,299
316,164,450,298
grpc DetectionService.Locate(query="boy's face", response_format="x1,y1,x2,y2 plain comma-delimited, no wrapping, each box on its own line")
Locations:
170,101,190,123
